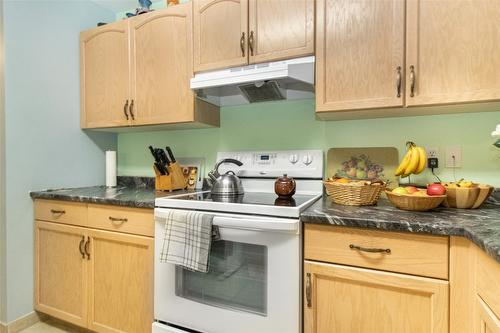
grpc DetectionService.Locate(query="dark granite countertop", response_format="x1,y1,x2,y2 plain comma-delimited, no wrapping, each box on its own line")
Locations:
29,177,192,209
30,177,500,263
302,196,500,263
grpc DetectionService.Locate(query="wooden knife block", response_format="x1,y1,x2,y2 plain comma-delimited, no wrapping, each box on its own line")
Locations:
154,162,187,192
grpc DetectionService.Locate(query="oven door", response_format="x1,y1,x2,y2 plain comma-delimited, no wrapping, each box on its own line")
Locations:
153,209,301,333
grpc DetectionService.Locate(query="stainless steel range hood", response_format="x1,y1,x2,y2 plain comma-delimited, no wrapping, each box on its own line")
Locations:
190,56,315,106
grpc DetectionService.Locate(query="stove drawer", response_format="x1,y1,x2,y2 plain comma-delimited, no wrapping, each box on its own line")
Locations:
88,204,153,237
34,199,87,227
304,224,449,279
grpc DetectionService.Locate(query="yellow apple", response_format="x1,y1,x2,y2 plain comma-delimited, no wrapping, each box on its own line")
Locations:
392,187,409,195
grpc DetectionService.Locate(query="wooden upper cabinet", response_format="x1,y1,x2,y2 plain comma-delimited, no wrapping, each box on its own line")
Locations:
316,0,405,113
130,2,195,125
35,221,88,327
406,0,500,106
193,0,249,72
304,261,449,333
80,20,130,128
87,229,154,333
248,0,314,64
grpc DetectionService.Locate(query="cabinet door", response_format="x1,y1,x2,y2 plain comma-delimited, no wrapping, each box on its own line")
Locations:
87,229,153,333
406,0,500,106
193,0,249,72
304,261,449,333
130,3,195,125
80,20,130,128
248,0,314,64
476,296,500,333
315,0,405,112
35,221,88,327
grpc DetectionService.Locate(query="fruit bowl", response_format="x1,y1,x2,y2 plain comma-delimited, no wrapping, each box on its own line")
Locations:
443,183,493,209
385,190,446,211
324,178,386,206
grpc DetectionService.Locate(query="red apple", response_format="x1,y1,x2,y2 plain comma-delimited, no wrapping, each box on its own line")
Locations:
427,183,446,196
405,186,419,194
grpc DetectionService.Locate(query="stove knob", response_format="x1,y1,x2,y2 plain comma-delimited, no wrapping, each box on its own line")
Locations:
289,154,299,164
302,154,313,165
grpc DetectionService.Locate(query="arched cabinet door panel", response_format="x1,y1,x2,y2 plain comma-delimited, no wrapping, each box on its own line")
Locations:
80,20,130,128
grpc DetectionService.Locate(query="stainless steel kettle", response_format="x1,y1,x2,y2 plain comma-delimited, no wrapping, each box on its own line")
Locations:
208,158,244,196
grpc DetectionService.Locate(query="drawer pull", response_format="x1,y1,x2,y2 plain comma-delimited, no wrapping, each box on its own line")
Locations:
109,216,128,224
350,244,391,254
84,237,90,260
50,209,66,215
306,273,312,308
79,236,85,259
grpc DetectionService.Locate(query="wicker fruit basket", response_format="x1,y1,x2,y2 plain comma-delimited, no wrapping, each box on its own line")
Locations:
385,190,446,211
323,179,386,206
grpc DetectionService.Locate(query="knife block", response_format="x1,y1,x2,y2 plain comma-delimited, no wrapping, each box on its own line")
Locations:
154,162,187,192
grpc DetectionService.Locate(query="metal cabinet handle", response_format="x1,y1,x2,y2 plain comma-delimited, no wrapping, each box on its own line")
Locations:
350,244,391,254
249,31,255,56
123,100,129,120
396,66,402,98
306,273,312,308
84,237,90,260
129,99,135,120
79,236,85,259
109,216,128,224
50,209,66,215
409,65,416,97
240,32,246,57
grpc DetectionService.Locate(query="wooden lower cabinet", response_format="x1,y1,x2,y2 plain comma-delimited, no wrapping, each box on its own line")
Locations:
34,200,154,333
304,261,449,333
476,296,500,333
87,229,153,333
35,221,88,327
451,237,500,333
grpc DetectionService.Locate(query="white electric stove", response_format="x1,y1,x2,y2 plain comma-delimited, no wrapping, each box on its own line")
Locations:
153,150,323,333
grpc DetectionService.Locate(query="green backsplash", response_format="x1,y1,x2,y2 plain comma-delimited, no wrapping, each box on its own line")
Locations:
118,99,500,186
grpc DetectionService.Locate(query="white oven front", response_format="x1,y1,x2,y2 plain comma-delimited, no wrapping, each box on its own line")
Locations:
153,208,301,333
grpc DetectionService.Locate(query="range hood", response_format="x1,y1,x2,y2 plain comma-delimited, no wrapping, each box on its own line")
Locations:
190,56,315,106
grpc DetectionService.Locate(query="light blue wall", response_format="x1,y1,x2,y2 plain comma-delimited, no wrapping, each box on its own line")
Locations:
3,1,116,322
0,0,5,325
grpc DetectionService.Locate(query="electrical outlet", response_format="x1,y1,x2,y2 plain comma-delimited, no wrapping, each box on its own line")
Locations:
445,145,462,168
426,147,439,158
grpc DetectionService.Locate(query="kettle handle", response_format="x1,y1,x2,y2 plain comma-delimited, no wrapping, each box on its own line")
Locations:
215,158,243,175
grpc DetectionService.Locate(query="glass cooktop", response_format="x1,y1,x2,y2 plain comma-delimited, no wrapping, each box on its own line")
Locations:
166,191,318,207
156,191,322,218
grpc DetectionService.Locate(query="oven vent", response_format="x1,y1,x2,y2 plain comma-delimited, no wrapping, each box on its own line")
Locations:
237,81,285,103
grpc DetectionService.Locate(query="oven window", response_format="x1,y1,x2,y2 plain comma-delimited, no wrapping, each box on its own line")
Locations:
175,240,267,316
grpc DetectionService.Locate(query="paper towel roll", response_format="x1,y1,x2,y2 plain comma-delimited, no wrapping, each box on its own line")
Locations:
106,151,117,187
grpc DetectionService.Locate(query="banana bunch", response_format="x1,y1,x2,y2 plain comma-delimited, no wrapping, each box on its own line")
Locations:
395,142,427,178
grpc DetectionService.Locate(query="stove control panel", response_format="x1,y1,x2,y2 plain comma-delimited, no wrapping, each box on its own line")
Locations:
216,150,323,178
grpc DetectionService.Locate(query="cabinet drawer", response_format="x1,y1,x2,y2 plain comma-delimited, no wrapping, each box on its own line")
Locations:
34,200,87,227
88,204,153,237
304,225,449,279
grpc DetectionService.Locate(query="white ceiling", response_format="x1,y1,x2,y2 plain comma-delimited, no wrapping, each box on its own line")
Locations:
90,0,162,13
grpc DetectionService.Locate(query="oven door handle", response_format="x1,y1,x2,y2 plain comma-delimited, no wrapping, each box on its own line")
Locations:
212,216,299,232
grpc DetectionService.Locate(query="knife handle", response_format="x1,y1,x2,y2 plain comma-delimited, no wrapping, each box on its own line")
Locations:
166,146,176,163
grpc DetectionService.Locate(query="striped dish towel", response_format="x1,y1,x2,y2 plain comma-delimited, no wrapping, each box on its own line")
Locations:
157,209,217,273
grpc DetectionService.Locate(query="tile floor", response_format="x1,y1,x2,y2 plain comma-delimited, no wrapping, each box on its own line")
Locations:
19,321,84,333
